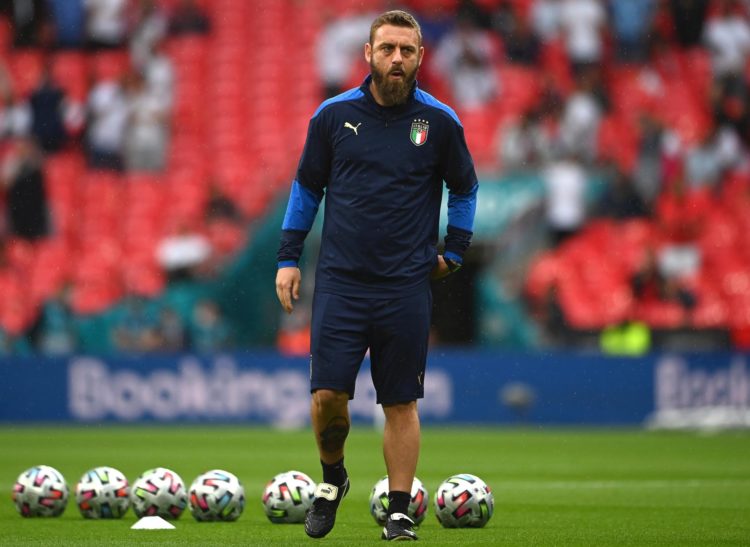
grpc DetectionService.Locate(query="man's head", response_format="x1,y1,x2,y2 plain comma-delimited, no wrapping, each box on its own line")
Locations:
365,10,423,106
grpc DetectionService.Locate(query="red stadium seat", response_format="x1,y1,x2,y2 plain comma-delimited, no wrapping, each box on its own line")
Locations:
635,301,686,329
7,49,44,98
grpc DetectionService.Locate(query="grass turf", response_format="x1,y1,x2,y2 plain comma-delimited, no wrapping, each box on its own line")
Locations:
0,426,749,545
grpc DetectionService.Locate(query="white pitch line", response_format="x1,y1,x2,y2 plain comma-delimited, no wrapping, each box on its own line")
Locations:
497,479,750,490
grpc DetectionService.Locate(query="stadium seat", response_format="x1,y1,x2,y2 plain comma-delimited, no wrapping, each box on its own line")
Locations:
691,296,729,329
635,301,686,329
7,49,44,98
50,52,89,102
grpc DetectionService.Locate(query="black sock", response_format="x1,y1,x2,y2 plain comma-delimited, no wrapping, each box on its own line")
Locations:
321,458,347,486
388,490,411,517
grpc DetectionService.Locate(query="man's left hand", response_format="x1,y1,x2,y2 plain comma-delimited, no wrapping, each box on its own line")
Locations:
431,255,453,280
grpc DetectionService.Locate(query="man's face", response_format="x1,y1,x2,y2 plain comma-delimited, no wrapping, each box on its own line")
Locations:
365,24,423,106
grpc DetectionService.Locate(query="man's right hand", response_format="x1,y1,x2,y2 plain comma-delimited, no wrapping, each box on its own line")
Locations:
276,267,301,313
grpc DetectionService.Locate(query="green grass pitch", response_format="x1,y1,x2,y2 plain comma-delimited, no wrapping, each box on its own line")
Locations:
1,426,749,545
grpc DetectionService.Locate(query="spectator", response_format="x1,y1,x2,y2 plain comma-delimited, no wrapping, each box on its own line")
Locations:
206,184,244,223
703,0,750,79
609,0,656,63
559,0,607,72
189,300,232,353
129,0,167,70
497,110,549,172
409,1,453,47
559,70,604,162
141,41,175,108
600,317,651,355
1,138,49,240
316,9,373,98
712,74,750,142
633,113,667,207
655,177,708,279
112,294,161,352
156,221,212,281
30,287,77,355
47,0,86,49
538,283,571,346
156,306,185,352
670,0,710,48
28,65,68,153
168,0,211,36
537,73,566,118
531,0,563,44
84,0,128,50
499,7,541,65
684,124,744,190
457,0,494,29
596,164,650,220
535,100,566,163
0,73,30,140
0,327,33,355
2,0,51,48
85,75,128,171
630,247,697,311
432,14,500,110
123,70,169,172
543,151,587,245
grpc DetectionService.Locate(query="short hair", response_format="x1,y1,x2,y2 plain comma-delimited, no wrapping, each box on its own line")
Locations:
369,10,422,47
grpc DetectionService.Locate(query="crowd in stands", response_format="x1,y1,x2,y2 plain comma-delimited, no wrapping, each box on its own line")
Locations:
310,0,750,351
485,0,750,349
0,0,242,355
3,0,750,355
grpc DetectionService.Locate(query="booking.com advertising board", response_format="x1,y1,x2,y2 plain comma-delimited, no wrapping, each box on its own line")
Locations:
1,351,749,428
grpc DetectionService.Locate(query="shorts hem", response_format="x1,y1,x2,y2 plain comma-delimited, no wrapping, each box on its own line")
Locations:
377,393,424,406
311,383,355,400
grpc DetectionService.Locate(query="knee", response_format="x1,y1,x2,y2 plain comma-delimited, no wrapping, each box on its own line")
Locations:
382,400,418,419
313,389,349,412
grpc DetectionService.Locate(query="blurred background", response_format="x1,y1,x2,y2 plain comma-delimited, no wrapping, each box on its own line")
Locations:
0,0,749,428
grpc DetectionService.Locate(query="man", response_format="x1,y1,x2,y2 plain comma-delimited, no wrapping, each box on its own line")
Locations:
275,10,478,542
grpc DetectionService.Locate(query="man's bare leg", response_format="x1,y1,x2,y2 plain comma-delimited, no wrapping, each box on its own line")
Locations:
311,389,350,464
305,389,351,538
383,401,420,494
381,400,420,540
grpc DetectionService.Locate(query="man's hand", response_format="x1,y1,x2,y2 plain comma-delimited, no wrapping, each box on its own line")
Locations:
431,255,452,280
276,267,301,313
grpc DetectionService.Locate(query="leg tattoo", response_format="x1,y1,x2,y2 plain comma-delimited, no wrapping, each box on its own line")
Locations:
319,416,350,454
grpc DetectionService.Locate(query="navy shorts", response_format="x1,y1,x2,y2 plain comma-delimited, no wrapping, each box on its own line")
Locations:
310,289,432,405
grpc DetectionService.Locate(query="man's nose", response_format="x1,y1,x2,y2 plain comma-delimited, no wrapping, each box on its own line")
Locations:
392,47,403,64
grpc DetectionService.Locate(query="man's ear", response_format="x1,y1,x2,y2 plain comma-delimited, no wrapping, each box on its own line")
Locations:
364,42,372,64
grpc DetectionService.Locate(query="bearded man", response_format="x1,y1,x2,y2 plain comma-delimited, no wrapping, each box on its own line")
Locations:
275,10,478,541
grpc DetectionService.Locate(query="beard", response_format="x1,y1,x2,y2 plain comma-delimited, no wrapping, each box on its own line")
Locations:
370,60,417,106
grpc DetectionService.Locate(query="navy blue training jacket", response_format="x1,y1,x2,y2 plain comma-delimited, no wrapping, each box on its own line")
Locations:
277,76,478,298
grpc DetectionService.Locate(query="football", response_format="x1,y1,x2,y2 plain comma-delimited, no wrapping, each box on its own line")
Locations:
188,469,245,522
369,475,428,526
261,470,316,524
75,466,130,518
12,465,69,517
434,473,494,528
130,467,188,520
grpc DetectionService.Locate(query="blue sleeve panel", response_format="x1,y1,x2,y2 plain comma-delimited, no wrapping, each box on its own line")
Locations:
444,182,477,262
277,181,324,267
281,180,322,231
447,182,478,233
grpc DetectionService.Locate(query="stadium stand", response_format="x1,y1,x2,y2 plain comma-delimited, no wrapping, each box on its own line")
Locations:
1,0,750,353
